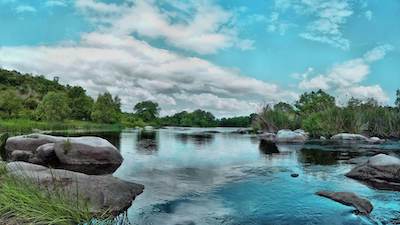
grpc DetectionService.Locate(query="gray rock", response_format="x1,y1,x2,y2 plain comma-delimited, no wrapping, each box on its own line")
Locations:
257,132,276,142
331,133,369,142
5,134,65,158
316,191,373,215
276,129,307,143
10,150,33,162
369,137,385,144
346,154,400,191
7,161,144,215
6,134,123,175
54,137,123,175
232,128,253,134
35,143,56,163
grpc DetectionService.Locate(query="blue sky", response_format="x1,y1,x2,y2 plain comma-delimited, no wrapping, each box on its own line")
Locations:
0,0,399,116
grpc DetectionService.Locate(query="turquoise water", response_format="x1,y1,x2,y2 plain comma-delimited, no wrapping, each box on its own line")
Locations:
106,128,400,225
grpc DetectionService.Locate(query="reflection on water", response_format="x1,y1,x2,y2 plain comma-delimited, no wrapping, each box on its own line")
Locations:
104,128,400,225
137,130,159,153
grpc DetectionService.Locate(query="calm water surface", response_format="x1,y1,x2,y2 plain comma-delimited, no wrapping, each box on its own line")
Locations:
97,128,399,225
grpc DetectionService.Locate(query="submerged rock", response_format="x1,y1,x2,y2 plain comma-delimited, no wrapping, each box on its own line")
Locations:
331,133,384,144
5,134,123,175
316,191,373,215
7,161,144,215
232,128,253,134
276,129,307,143
346,154,400,191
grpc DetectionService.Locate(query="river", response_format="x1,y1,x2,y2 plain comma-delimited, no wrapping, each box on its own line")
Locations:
88,127,400,225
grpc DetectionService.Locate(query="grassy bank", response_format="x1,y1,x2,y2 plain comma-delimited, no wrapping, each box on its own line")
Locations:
0,119,124,134
0,163,129,225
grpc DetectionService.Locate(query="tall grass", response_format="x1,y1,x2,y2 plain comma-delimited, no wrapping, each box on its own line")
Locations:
0,164,130,225
0,119,123,134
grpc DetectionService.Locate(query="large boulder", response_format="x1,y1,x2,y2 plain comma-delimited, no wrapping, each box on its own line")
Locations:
276,129,307,143
5,134,123,175
7,161,144,215
54,137,123,175
316,191,373,215
346,154,400,191
5,134,64,158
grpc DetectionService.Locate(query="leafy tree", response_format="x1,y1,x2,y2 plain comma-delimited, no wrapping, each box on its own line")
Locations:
67,86,94,120
35,92,71,121
134,101,160,122
295,89,335,115
0,89,23,118
91,92,120,124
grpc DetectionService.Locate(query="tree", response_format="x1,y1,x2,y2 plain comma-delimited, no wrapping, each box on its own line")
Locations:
67,86,94,120
295,89,335,115
134,101,160,122
396,89,400,108
35,92,71,121
91,92,121,123
0,89,23,118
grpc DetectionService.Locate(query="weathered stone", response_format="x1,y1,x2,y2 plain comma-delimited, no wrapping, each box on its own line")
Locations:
316,191,373,215
276,129,307,143
258,132,276,142
331,133,369,142
54,137,123,175
346,154,400,191
7,161,144,215
5,134,65,158
10,150,33,162
35,143,57,163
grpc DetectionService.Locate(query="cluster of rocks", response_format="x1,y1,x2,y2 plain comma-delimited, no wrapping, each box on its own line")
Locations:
257,130,385,145
2,133,144,215
315,153,400,215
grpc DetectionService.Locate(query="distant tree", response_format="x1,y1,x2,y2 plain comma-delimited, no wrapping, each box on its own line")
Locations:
35,92,71,121
274,102,295,113
91,92,120,124
67,86,94,120
396,89,400,108
0,89,23,118
134,101,160,122
295,89,335,115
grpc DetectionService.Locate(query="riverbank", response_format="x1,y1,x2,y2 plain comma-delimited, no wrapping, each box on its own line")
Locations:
0,119,125,134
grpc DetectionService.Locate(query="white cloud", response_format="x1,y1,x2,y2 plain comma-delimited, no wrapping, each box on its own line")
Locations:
271,0,354,50
75,0,253,54
45,0,67,7
0,32,295,117
297,45,393,103
365,10,372,21
15,5,36,13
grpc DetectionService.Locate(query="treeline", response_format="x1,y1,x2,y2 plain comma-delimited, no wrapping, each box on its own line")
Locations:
0,69,252,128
253,89,400,138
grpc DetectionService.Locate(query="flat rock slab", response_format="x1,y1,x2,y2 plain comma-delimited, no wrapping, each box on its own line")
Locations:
346,154,400,191
316,191,373,215
7,161,144,216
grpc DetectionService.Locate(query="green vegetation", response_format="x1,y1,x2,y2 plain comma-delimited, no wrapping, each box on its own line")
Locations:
36,92,71,121
253,89,400,138
91,92,121,124
134,101,160,122
0,163,125,225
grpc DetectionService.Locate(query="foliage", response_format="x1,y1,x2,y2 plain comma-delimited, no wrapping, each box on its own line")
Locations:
91,92,121,124
66,86,94,120
396,89,400,108
254,91,400,138
134,101,160,122
161,109,218,127
295,89,335,115
35,92,71,121
218,116,251,127
0,89,23,118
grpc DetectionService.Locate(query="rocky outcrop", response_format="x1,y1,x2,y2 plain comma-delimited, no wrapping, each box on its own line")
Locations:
7,161,144,215
331,133,384,144
316,191,373,215
232,128,253,134
276,129,307,143
258,132,276,142
5,134,123,175
54,137,123,175
346,154,400,191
